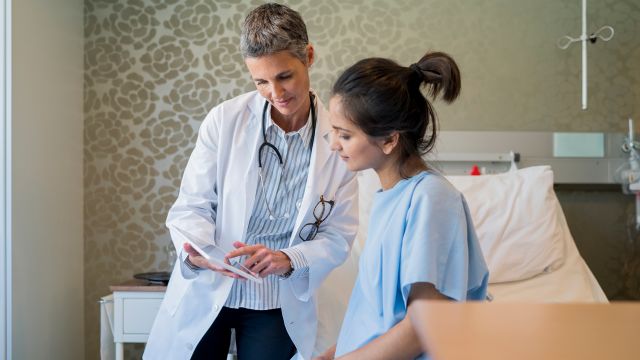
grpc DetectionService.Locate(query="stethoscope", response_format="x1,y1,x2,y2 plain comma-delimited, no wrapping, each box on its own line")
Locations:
257,92,317,220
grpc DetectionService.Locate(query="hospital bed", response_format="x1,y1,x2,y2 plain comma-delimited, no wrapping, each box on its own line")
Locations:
314,165,607,354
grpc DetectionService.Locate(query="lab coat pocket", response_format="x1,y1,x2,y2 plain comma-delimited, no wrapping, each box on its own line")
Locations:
163,273,190,317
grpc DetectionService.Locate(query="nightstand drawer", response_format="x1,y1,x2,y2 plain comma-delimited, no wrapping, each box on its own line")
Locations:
113,291,165,342
122,297,162,334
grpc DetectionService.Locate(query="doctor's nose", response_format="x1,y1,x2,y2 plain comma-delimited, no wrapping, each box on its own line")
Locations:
271,83,285,99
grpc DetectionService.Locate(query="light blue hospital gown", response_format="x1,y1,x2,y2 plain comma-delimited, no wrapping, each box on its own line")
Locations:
335,171,489,359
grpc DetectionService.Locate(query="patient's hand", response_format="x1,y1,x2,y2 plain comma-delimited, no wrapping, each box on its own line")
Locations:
313,354,333,360
313,344,336,360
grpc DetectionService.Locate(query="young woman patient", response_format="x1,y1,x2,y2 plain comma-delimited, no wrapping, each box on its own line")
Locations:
316,52,489,360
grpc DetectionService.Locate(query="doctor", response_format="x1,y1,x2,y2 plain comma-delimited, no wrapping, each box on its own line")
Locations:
143,3,358,360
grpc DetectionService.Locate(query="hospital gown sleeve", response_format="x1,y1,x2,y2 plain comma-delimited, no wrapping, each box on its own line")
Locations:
399,182,488,303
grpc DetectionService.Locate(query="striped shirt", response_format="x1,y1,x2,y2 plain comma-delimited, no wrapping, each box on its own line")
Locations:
224,103,313,310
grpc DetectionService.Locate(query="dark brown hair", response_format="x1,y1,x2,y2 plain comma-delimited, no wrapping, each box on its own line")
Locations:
331,52,461,177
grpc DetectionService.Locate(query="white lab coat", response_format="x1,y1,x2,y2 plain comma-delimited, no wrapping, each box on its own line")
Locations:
143,91,358,360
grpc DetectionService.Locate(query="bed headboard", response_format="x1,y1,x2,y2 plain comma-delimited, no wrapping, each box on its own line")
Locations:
427,131,627,184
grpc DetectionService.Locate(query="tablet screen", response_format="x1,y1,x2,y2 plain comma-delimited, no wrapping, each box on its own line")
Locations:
172,226,263,283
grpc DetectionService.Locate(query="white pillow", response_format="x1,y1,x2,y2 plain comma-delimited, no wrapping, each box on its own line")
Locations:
446,166,566,283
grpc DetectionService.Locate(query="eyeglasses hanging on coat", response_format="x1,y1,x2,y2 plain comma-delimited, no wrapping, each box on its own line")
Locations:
257,92,317,220
298,195,335,242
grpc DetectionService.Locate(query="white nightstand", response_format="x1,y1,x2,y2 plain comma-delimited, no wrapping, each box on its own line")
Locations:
101,280,236,360
101,280,165,360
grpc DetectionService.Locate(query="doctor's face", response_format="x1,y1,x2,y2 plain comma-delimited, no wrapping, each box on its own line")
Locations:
245,48,313,122
329,96,386,172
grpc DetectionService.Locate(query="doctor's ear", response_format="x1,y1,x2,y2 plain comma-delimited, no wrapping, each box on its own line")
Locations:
380,132,400,155
305,44,315,68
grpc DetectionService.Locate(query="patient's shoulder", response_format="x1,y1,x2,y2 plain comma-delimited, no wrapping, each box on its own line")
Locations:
404,172,465,219
413,171,462,201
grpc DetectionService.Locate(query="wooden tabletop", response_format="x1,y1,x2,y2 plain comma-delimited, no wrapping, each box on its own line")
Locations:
109,279,167,292
408,301,640,360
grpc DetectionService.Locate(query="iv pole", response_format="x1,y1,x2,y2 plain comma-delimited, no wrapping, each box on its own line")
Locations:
557,0,614,110
580,0,586,110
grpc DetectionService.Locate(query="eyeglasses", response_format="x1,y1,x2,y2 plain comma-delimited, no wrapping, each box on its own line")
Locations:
298,195,335,241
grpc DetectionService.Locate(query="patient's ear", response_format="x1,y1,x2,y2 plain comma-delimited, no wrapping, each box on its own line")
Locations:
380,132,400,155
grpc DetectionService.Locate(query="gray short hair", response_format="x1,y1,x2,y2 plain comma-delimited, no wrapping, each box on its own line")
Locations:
240,3,309,62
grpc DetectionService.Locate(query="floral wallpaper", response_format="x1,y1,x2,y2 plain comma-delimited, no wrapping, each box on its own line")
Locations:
84,0,640,358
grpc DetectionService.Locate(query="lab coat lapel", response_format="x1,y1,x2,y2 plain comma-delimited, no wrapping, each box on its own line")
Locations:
291,103,332,244
232,96,263,245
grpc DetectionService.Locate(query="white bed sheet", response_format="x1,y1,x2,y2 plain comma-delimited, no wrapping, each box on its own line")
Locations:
488,217,608,303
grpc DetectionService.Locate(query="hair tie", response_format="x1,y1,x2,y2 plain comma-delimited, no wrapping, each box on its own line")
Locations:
409,63,423,79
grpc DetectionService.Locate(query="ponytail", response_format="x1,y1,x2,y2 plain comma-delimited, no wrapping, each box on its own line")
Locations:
409,52,461,103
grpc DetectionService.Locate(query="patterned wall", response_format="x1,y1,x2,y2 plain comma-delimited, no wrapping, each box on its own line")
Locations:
84,0,640,358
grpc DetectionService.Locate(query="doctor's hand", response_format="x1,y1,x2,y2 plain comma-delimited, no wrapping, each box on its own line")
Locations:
182,243,240,279
226,241,292,278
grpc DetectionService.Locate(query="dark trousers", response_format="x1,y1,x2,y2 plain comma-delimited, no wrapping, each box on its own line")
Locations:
191,307,297,360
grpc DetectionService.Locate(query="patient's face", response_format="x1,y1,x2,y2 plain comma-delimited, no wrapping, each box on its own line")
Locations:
329,96,385,172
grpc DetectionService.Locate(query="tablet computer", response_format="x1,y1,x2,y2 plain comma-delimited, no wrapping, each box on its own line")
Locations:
172,226,262,283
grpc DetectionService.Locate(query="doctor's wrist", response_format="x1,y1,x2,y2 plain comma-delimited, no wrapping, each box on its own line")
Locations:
278,251,294,278
279,248,308,279
181,250,203,271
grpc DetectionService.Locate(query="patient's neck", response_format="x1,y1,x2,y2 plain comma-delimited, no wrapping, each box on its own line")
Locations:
376,155,427,191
